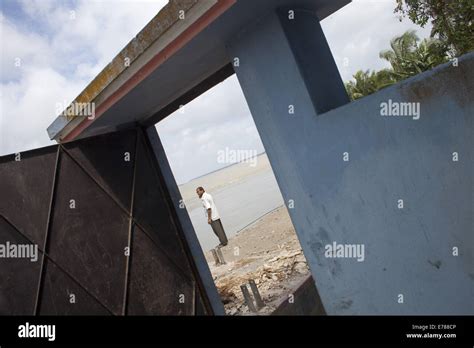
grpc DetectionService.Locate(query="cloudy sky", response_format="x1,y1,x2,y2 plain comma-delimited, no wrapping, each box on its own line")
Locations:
0,0,431,183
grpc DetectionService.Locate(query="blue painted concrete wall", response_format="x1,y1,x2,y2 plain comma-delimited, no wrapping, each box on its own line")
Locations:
306,53,473,314
230,8,473,314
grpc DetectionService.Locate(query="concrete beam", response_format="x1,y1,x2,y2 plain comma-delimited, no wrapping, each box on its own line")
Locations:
47,0,349,143
47,0,235,142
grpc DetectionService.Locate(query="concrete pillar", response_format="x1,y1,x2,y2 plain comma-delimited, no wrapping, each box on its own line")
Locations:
227,8,349,314
276,8,350,114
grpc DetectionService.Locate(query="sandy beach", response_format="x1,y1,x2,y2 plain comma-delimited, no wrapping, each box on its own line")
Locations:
204,206,309,315
175,153,309,314
178,153,285,251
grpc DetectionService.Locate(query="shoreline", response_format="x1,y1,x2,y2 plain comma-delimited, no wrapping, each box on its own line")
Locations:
204,205,309,315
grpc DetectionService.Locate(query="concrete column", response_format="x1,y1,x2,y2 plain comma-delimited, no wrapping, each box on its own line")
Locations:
227,9,348,313
277,8,350,114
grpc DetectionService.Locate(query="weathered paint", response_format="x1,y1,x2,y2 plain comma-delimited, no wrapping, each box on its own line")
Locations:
47,0,349,142
38,0,472,315
48,0,235,142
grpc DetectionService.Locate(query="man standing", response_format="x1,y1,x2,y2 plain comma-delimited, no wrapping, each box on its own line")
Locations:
196,187,228,247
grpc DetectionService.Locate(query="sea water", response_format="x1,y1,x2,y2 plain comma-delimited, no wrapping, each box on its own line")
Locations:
187,169,284,251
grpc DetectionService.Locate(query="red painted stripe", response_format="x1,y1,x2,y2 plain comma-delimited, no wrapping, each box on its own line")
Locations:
63,0,236,142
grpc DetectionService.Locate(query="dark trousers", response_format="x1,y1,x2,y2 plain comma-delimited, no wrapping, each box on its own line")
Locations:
210,219,228,246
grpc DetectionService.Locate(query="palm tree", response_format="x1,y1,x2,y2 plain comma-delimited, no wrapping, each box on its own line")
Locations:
345,30,451,100
345,69,396,101
379,30,449,81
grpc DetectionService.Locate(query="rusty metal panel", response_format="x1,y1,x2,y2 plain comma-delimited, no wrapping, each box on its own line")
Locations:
38,259,111,315
62,129,137,212
126,224,194,315
0,146,58,246
0,216,42,315
145,126,223,315
133,133,192,275
0,128,215,315
46,149,130,315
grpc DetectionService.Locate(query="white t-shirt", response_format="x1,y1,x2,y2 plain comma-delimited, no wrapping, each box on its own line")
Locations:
201,192,220,221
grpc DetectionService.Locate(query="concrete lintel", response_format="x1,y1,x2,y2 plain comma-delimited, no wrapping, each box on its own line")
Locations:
47,0,230,142
46,0,350,143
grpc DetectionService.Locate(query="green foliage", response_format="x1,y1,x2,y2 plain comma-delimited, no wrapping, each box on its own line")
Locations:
345,69,397,101
394,0,474,57
379,30,449,80
345,31,450,101
345,0,472,101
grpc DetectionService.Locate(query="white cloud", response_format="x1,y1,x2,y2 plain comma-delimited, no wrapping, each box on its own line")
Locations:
0,0,167,155
156,75,265,184
1,0,435,184
157,1,434,183
321,0,433,81
0,13,53,81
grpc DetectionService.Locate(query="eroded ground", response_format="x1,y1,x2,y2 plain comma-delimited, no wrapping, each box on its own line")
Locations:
205,206,310,315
